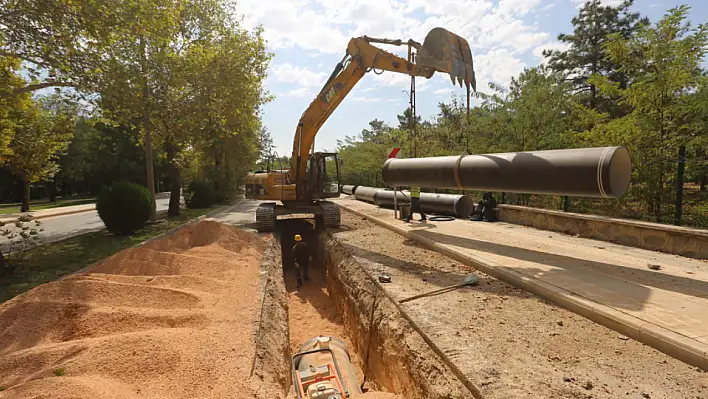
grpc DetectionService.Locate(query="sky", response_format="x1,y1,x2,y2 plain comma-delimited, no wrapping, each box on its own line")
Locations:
231,0,707,156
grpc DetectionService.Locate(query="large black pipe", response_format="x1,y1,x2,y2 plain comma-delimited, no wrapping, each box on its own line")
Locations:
373,190,410,208
354,186,380,203
368,188,475,218
420,193,475,218
341,185,358,195
381,146,632,198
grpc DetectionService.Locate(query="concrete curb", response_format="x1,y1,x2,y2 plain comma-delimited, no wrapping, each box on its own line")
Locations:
0,206,96,224
338,203,708,371
69,201,241,277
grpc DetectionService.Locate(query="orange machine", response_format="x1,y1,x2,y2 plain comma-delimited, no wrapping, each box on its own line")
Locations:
246,28,476,232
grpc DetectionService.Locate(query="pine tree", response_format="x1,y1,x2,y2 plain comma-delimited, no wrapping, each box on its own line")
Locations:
543,0,648,113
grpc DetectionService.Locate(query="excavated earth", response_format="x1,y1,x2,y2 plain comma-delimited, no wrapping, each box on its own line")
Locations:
333,212,708,399
0,220,289,398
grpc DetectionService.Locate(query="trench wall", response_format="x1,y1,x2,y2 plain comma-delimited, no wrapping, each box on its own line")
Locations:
497,204,708,260
251,235,292,397
319,230,482,399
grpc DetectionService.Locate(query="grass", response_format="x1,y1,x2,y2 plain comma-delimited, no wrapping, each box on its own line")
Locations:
0,198,96,215
53,368,65,377
0,206,220,303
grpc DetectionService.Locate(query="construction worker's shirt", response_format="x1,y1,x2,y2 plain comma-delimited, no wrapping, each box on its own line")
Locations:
292,242,309,264
410,186,421,198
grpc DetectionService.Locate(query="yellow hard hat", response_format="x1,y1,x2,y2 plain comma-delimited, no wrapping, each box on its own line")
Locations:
294,234,302,242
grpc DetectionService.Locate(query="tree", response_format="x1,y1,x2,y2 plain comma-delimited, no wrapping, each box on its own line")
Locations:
575,6,707,222
0,0,116,96
543,0,648,113
3,94,75,211
257,126,274,170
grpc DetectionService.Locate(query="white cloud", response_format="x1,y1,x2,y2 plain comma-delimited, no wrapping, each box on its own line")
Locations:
433,88,453,95
281,87,315,98
350,96,399,103
532,41,570,58
271,63,327,87
572,0,623,7
475,48,527,88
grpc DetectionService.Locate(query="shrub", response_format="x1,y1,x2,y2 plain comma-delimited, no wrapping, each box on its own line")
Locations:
185,181,216,209
97,181,152,235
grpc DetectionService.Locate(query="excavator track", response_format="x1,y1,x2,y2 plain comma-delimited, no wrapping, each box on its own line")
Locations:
256,203,276,232
320,201,341,228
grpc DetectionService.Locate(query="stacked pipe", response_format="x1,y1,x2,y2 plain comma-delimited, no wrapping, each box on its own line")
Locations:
373,190,475,218
341,185,358,195
353,186,380,203
344,186,474,218
381,146,632,198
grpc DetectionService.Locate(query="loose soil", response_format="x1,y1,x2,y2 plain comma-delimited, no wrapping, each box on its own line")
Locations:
0,220,274,399
335,212,708,399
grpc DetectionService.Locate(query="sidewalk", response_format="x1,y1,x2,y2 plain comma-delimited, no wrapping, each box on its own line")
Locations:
0,203,96,223
0,192,172,223
335,196,708,370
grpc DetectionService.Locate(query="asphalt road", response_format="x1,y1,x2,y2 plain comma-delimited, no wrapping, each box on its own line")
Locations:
1,196,173,252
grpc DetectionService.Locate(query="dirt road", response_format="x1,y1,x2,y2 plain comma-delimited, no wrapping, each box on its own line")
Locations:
335,212,708,399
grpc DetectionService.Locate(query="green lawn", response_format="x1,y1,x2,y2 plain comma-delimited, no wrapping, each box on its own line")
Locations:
0,206,219,303
0,198,96,215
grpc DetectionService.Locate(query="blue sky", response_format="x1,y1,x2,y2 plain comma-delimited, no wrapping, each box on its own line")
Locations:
232,0,707,156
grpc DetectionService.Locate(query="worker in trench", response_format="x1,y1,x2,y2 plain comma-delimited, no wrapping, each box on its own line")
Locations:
405,184,427,222
292,234,310,288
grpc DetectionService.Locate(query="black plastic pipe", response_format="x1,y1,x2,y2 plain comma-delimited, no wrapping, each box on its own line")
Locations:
354,186,380,203
367,188,475,218
341,185,358,195
381,146,632,198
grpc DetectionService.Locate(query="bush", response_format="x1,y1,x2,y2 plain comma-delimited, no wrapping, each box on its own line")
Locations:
97,181,152,235
185,181,216,209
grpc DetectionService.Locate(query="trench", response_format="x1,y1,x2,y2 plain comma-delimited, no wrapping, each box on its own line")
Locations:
261,219,476,399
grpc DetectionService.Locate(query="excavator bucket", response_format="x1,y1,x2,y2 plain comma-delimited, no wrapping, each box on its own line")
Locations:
416,27,476,92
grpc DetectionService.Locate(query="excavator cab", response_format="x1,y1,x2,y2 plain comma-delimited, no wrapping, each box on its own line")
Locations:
306,152,341,200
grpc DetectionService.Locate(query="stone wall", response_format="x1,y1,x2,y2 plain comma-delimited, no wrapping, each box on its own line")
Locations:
497,204,708,260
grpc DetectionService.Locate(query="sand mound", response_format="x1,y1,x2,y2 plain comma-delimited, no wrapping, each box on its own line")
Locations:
0,220,266,398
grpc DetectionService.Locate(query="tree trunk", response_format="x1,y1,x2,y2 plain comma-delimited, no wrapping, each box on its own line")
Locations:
165,142,181,217
21,177,30,212
0,251,15,279
141,37,157,222
674,145,686,226
49,180,57,203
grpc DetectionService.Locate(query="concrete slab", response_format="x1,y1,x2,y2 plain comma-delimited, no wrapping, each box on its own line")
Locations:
335,196,708,370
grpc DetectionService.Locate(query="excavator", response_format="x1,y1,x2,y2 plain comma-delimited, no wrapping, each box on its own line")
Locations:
245,27,476,232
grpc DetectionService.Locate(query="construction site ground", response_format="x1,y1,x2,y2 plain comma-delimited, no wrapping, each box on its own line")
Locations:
333,198,708,398
2,198,708,398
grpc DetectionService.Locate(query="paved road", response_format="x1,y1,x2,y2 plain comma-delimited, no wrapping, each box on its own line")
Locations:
1,196,172,252
211,199,261,228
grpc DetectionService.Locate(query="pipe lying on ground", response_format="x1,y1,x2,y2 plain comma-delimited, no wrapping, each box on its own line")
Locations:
368,188,475,218
381,146,632,198
373,190,410,208
353,186,380,203
341,185,358,195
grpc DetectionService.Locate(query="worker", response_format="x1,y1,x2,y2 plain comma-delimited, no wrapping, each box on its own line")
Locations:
292,234,310,288
470,192,497,222
405,185,427,222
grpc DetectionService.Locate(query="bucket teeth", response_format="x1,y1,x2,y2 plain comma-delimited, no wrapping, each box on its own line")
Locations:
418,27,476,92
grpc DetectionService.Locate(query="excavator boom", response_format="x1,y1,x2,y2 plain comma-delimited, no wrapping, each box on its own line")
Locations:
245,27,475,232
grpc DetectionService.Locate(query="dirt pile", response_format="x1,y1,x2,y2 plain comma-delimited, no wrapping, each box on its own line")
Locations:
0,220,273,398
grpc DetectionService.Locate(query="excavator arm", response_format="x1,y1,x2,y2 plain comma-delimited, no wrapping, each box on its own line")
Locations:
290,28,476,196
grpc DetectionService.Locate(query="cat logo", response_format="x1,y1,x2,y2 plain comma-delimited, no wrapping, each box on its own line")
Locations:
321,83,343,104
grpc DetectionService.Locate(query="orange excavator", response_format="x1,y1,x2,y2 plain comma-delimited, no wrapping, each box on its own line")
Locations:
245,28,476,232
